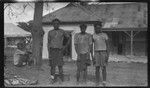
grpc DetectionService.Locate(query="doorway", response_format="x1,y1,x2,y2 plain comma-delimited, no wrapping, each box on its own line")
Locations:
109,31,126,55
63,31,72,59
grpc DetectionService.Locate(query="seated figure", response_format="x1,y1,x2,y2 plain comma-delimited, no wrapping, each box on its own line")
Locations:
25,40,33,66
13,42,26,67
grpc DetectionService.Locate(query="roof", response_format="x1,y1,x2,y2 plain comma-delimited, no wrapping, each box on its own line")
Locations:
84,3,147,28
4,23,31,37
42,3,100,23
42,3,147,28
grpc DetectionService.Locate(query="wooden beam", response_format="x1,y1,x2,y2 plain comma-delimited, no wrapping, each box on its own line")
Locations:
42,22,147,31
133,31,141,38
130,31,133,56
123,31,131,37
42,21,100,26
101,28,147,31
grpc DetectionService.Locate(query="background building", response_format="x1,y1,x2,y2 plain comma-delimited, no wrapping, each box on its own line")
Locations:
37,2,147,60
4,23,31,60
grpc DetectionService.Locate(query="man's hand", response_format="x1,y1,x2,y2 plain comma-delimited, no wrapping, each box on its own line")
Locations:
48,46,50,52
106,50,109,59
106,51,109,64
62,46,67,52
92,57,96,65
93,60,96,65
90,52,95,65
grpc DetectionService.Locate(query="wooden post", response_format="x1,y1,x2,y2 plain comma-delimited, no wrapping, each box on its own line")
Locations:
72,31,77,60
4,37,5,47
131,31,133,56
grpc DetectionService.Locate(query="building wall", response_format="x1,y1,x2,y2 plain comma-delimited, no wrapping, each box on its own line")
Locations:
6,37,26,47
104,31,147,56
125,41,147,56
124,31,147,56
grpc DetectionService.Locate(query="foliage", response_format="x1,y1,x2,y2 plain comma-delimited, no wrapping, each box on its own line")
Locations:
17,22,32,33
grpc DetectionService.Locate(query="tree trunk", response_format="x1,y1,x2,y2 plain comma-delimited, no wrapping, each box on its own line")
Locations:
31,2,44,67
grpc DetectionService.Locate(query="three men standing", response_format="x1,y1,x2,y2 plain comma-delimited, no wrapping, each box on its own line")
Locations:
48,19,109,86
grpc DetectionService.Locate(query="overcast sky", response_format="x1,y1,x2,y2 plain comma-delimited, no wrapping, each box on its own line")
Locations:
4,3,69,24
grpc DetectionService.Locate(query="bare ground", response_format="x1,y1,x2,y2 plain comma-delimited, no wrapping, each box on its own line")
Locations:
4,60,147,87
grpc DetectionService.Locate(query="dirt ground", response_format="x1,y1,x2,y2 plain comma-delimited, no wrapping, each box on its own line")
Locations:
4,60,147,87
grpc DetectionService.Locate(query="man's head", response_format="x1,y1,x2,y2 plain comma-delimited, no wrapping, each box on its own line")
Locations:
79,24,87,34
52,18,60,29
17,42,24,50
94,22,102,33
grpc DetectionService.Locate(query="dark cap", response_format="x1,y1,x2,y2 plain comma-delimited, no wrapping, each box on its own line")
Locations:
52,18,61,23
79,24,87,28
94,21,102,27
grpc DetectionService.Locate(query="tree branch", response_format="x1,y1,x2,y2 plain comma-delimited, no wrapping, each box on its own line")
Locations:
27,3,34,9
4,3,11,10
8,6,13,19
6,3,29,19
14,4,27,15
11,4,21,10
17,22,32,33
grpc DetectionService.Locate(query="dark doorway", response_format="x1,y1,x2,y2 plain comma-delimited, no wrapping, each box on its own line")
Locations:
63,31,72,57
118,32,126,55
118,43,123,55
111,31,126,55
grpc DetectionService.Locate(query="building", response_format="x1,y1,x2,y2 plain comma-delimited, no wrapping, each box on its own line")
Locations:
4,23,31,59
30,2,147,60
4,23,31,47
